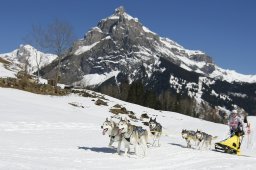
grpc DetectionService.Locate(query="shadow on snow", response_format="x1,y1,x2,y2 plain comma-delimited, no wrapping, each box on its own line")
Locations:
78,146,116,153
168,143,188,149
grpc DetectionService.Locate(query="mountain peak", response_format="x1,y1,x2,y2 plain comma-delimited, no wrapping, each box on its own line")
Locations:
105,6,138,22
19,44,35,52
115,6,125,15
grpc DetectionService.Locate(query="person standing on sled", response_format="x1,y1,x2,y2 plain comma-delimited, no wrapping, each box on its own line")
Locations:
214,109,246,155
228,110,244,137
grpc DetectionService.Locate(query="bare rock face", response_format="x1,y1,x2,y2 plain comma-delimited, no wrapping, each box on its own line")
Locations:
201,63,215,74
85,27,104,44
190,54,213,63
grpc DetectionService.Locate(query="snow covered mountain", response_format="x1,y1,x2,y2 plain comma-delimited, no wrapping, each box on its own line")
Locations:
41,6,256,84
0,87,256,169
0,44,57,77
40,6,256,120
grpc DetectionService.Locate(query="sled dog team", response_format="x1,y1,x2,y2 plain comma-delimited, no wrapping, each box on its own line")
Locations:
181,129,218,149
101,116,217,157
102,116,220,157
101,117,162,157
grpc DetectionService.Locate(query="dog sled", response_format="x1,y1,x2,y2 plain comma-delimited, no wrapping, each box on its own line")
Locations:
214,130,244,155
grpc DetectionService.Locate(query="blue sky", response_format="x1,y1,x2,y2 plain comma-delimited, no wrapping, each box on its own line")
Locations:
0,0,255,74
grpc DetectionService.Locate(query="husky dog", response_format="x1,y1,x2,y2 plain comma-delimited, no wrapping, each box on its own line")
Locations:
117,118,148,157
181,129,198,148
101,118,121,148
195,130,217,150
148,117,162,147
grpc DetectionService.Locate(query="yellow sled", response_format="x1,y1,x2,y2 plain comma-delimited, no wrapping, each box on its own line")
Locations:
215,134,242,155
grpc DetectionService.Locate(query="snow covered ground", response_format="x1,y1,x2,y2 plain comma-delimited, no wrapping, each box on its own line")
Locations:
0,87,256,170
0,63,16,78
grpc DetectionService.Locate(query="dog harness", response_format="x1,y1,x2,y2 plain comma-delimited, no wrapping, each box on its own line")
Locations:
124,131,133,143
109,135,115,139
124,126,146,143
150,123,162,135
125,137,131,142
136,126,146,136
197,136,203,142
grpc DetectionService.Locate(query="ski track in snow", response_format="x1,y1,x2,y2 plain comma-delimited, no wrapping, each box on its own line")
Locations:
0,87,256,170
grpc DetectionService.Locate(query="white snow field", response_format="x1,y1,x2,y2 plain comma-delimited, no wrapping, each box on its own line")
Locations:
0,87,256,170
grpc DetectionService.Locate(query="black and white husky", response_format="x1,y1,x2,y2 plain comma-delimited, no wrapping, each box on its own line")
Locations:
181,129,199,148
195,130,217,150
148,117,162,147
117,118,148,157
101,118,121,148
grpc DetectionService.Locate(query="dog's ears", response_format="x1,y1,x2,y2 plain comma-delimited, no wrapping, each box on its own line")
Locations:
106,118,108,121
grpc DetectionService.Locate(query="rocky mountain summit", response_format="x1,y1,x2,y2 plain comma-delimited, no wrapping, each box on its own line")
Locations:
41,6,214,83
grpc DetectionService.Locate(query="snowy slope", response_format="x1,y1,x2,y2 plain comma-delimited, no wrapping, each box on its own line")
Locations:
76,70,120,87
0,87,256,170
0,44,57,77
0,63,16,78
159,38,256,83
210,66,256,83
